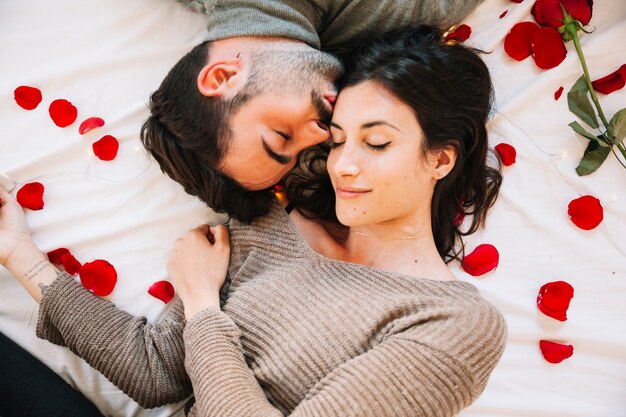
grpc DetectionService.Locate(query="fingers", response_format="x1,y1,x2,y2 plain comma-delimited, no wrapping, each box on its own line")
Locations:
195,224,210,235
209,224,229,247
0,185,10,202
178,224,228,247
0,186,15,209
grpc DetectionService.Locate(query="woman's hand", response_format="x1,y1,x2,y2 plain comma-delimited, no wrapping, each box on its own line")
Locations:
167,224,230,320
0,186,32,267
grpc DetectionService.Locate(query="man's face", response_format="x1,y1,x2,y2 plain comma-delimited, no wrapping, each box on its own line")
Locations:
219,48,342,190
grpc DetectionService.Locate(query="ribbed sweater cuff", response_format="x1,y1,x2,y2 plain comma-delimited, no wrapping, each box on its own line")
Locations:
184,308,280,416
36,272,80,346
185,307,239,342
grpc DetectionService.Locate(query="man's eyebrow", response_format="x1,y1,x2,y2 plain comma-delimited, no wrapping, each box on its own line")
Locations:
330,120,401,132
261,138,292,165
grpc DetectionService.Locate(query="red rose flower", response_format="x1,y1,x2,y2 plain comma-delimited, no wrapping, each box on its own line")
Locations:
79,260,117,296
495,143,517,166
461,244,499,276
504,22,540,61
79,117,105,135
445,24,472,43
531,27,567,69
148,281,176,304
49,99,78,128
568,195,603,230
537,280,574,321
16,182,45,210
539,340,574,363
93,135,119,161
47,248,70,265
591,64,626,95
14,86,42,110
531,0,593,29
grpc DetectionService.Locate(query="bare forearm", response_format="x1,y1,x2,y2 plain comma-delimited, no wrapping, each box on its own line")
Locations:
5,240,59,303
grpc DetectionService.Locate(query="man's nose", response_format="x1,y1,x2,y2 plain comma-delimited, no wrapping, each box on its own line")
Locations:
302,120,331,148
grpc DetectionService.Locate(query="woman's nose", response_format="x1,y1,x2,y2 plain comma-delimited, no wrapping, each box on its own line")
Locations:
331,145,360,177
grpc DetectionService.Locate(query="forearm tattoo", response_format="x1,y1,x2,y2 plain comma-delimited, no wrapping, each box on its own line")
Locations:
38,282,50,297
22,259,50,282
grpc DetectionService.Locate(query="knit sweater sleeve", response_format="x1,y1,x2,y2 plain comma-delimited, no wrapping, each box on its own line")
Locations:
183,300,506,417
36,272,192,408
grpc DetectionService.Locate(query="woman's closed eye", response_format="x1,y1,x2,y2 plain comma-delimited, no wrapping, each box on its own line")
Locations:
330,140,391,150
367,141,391,151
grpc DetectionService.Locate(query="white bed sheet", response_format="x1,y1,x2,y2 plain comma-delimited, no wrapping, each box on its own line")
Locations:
1,1,625,416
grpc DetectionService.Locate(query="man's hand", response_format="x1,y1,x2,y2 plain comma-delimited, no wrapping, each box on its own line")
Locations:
0,186,60,303
167,224,230,320
0,186,33,267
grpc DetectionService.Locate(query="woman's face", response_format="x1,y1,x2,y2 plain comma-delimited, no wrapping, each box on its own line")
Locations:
327,81,440,228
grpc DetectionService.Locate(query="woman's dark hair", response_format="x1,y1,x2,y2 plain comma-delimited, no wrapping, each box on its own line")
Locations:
141,41,275,223
285,25,502,262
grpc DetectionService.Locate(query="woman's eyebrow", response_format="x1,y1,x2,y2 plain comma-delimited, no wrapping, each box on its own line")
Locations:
330,120,400,131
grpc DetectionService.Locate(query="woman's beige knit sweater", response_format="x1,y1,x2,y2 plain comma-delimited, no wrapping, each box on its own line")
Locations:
37,203,506,417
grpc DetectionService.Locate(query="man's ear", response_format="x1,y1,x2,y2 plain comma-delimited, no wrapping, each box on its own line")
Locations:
197,59,244,98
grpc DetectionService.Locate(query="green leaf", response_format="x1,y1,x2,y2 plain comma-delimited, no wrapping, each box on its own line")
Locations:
568,121,599,141
608,108,626,145
568,76,600,129
575,140,611,176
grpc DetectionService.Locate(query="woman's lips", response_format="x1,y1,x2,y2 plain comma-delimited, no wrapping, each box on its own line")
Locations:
335,187,371,199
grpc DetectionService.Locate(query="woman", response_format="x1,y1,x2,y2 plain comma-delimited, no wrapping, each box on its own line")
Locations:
0,26,505,416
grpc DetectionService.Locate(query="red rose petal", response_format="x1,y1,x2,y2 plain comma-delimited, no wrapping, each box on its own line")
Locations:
461,244,500,276
539,340,574,364
445,24,472,42
79,260,117,296
47,248,70,265
504,21,541,61
16,182,44,210
500,10,509,18
532,0,593,29
591,64,626,95
453,211,466,226
568,195,603,230
79,117,105,135
562,0,593,26
537,281,574,321
495,143,517,166
61,253,82,276
49,99,78,128
148,281,176,304
93,135,119,161
554,86,564,100
511,0,524,3
14,86,42,110
531,27,567,69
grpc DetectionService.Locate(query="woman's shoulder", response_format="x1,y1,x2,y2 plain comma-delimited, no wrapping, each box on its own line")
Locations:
289,208,349,259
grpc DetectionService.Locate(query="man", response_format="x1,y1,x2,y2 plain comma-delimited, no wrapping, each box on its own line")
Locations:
142,0,484,222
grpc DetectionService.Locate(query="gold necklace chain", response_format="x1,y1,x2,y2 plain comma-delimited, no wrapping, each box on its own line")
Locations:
350,230,431,241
